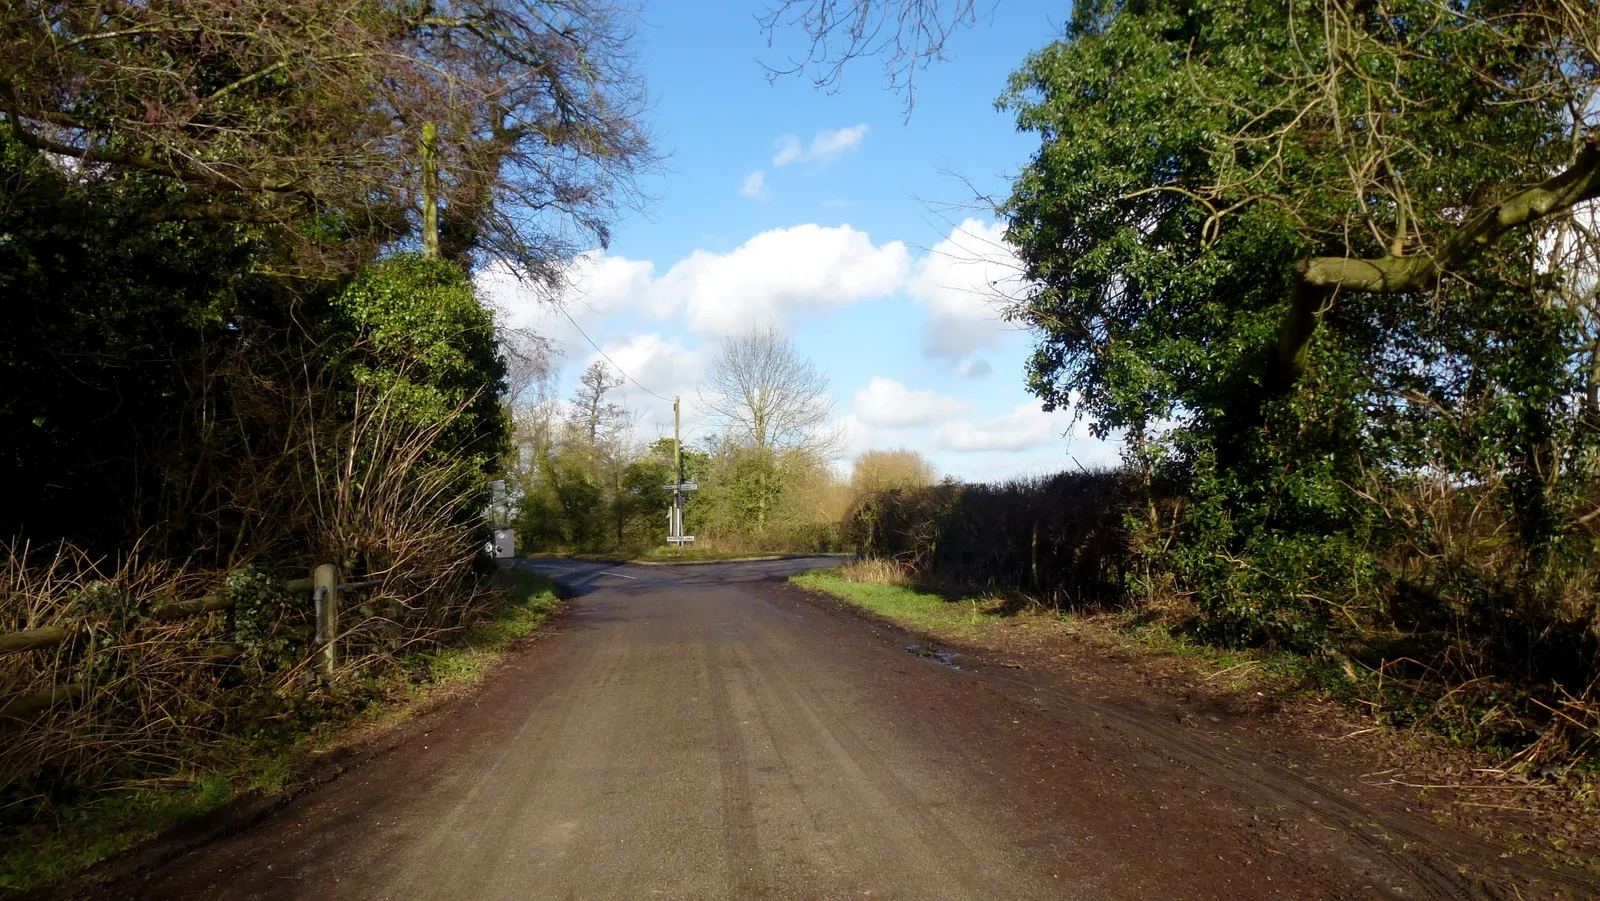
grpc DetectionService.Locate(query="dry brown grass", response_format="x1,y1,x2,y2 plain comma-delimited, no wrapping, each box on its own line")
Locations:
0,545,234,804
837,557,914,586
0,381,505,812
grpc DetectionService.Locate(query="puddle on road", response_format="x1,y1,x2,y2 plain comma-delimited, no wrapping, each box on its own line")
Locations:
904,643,962,670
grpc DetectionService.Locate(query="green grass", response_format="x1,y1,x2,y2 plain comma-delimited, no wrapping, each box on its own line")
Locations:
0,568,562,893
421,568,560,685
0,774,233,889
792,567,1326,692
790,567,998,637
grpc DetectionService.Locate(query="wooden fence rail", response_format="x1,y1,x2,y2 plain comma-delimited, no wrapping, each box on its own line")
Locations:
0,626,73,655
1,569,371,721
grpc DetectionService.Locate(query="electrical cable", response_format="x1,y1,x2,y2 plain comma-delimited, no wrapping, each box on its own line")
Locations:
558,305,674,403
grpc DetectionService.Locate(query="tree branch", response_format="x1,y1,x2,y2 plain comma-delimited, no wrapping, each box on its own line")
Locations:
135,201,279,225
1273,132,1600,389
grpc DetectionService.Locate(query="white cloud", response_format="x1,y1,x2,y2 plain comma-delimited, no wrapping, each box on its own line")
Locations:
933,401,1061,453
772,124,869,168
740,169,768,200
565,251,659,315
479,251,658,336
652,224,909,335
909,219,1027,363
587,334,708,439
835,413,899,463
810,124,869,158
482,225,913,388
772,135,803,168
853,377,970,428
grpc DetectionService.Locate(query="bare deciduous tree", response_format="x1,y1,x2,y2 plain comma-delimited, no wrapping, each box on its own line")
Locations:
501,327,558,406
701,327,839,455
850,448,937,494
570,360,627,449
0,0,654,278
758,0,990,108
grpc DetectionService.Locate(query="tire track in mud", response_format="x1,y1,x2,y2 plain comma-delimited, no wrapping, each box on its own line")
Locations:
939,652,1597,900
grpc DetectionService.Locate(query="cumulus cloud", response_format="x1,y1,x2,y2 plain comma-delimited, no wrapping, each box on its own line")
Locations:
932,401,1061,453
652,224,909,335
479,251,657,333
485,225,909,341
740,169,768,200
586,334,710,439
772,124,869,167
909,219,1027,364
852,377,970,428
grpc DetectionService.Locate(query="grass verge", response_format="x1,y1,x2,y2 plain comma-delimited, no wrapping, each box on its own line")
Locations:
795,567,1600,879
790,567,1009,639
794,566,1366,694
0,567,560,894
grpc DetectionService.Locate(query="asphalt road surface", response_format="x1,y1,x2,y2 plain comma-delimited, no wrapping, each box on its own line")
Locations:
105,557,1589,900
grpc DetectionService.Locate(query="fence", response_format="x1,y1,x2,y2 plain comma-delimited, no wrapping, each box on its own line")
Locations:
0,564,381,722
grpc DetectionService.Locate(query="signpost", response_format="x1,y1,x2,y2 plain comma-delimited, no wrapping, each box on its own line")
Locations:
667,398,696,546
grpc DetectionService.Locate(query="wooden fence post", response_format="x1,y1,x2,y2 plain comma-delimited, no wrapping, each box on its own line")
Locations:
313,563,339,677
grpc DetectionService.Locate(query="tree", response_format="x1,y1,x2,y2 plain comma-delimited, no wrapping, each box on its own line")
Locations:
570,361,628,449
0,0,653,278
998,0,1600,649
701,327,839,455
1,0,655,563
769,0,1600,392
993,0,1600,401
850,449,938,495
759,0,989,107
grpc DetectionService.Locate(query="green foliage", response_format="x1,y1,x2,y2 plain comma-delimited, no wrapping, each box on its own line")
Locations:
710,445,786,531
844,472,1132,609
1000,0,1600,666
68,582,140,629
224,566,303,671
325,254,508,469
0,131,272,552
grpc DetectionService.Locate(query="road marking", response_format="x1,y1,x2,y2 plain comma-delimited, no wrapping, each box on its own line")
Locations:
598,571,638,580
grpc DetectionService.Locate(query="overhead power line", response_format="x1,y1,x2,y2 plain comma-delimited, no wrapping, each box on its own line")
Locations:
558,305,673,403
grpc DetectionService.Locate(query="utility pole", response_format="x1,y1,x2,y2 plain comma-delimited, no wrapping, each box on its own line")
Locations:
671,396,682,545
664,396,697,547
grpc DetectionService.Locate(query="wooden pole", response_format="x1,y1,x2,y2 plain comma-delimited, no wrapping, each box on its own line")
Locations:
0,684,83,720
314,564,339,676
0,626,71,656
672,396,682,546
151,593,232,621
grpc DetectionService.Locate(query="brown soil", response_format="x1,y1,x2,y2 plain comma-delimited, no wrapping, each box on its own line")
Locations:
61,558,1600,900
780,580,1600,898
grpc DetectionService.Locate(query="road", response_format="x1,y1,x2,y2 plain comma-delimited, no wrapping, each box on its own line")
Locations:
105,557,1589,900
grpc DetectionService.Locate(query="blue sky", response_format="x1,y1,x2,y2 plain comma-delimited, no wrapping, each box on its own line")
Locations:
482,0,1122,480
